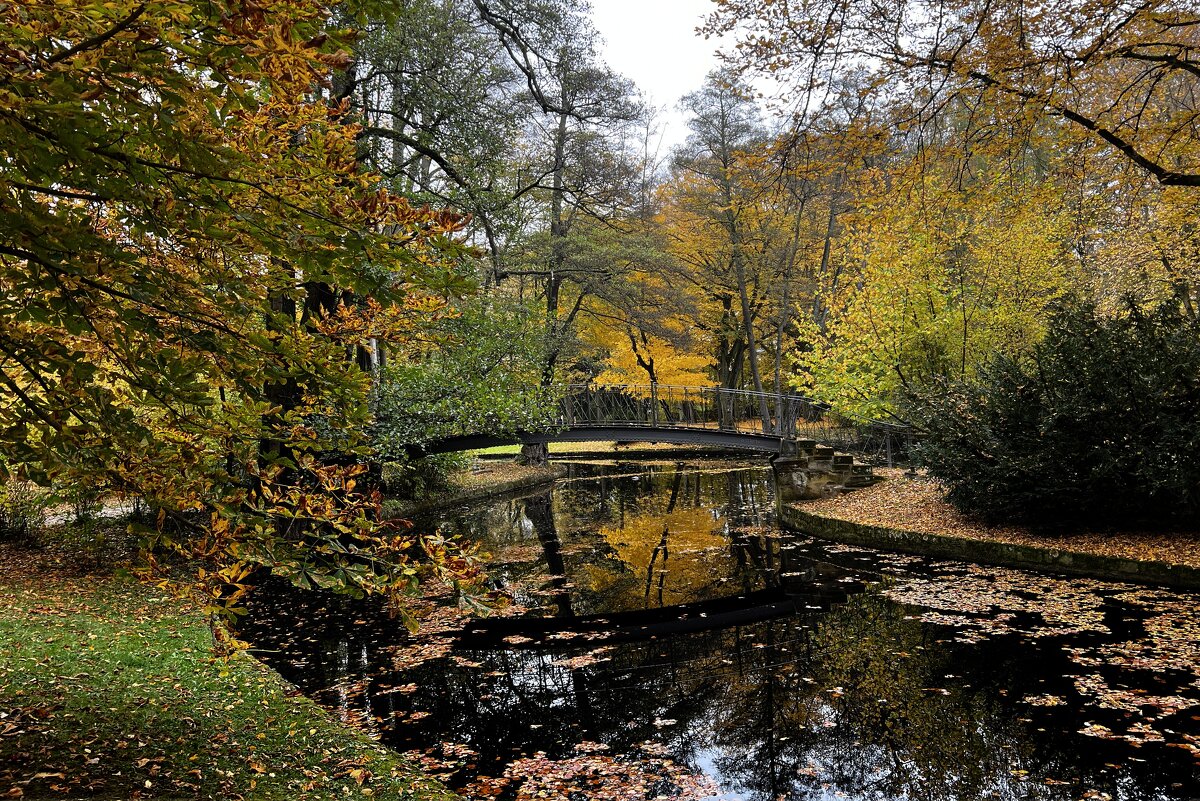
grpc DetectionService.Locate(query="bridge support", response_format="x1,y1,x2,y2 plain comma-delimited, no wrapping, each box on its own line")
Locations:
771,455,840,503
771,438,879,504
516,442,549,467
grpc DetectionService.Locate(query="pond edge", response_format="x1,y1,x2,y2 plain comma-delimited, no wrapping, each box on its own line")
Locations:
779,503,1200,591
388,465,569,518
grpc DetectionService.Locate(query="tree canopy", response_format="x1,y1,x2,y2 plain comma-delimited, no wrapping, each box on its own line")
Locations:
707,0,1200,187
7,0,1200,595
1,0,482,612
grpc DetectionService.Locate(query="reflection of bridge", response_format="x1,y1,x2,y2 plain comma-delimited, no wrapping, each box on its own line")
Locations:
454,584,849,649
421,383,911,464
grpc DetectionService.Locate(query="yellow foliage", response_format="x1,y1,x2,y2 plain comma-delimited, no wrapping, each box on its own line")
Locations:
799,169,1073,417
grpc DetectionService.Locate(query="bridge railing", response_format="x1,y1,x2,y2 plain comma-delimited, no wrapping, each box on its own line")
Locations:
557,383,913,465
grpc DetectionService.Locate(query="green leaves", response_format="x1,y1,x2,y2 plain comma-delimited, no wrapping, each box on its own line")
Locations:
370,298,558,454
0,0,483,614
909,299,1200,525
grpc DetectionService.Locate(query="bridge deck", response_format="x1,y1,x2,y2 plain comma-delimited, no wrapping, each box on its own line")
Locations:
411,384,911,464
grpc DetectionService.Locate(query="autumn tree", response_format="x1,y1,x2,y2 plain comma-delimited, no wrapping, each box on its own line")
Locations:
707,0,1200,189
334,0,538,280
792,146,1075,417
0,0,483,615
580,264,712,388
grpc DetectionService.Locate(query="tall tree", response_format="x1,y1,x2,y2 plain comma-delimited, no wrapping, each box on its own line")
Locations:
707,0,1200,187
0,0,482,614
336,0,534,279
661,74,788,426
489,0,645,383
798,155,1074,417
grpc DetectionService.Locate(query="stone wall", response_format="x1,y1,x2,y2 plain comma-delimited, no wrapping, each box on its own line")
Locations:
777,503,1200,591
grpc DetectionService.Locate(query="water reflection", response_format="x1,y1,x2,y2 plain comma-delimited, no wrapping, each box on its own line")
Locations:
240,461,1200,801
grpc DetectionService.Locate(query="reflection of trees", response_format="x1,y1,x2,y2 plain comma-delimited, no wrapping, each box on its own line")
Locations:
696,591,1190,801
524,493,574,619
241,464,1200,801
435,463,786,616
578,464,782,610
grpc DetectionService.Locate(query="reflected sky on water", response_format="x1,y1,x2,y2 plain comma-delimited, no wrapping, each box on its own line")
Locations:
240,460,1200,800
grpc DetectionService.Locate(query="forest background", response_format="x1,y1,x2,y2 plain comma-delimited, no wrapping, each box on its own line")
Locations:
1,0,1197,607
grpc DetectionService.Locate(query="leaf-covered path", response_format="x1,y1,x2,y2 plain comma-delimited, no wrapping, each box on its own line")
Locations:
801,470,1200,569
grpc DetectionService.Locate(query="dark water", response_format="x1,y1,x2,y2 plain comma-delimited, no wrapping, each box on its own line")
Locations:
240,460,1200,800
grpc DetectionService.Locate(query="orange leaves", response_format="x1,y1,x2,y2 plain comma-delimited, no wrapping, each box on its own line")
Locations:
311,296,450,345
1,0,481,614
465,741,720,801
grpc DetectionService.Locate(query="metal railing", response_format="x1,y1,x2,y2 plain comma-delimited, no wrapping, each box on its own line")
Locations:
557,383,913,466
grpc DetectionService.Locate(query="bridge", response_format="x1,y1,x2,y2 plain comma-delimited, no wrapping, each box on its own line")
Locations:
419,383,912,466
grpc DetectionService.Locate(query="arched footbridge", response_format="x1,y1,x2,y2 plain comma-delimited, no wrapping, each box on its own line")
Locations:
417,383,912,465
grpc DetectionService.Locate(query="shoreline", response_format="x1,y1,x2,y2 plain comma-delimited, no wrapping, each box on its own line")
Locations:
778,473,1200,591
385,463,569,518
0,538,456,800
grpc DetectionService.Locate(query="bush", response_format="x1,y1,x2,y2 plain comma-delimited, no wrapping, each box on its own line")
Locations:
56,479,105,525
0,480,50,542
379,453,469,500
368,298,560,457
906,300,1200,527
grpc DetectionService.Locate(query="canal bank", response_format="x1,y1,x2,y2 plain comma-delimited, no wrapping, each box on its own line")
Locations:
778,470,1200,591
0,531,456,800
241,458,1200,799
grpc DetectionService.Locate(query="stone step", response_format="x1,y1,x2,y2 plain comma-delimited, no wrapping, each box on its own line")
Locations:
772,448,883,501
844,474,877,488
779,438,818,458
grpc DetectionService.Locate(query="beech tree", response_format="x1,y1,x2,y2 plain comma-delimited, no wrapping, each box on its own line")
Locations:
0,0,484,617
667,75,772,400
707,0,1200,188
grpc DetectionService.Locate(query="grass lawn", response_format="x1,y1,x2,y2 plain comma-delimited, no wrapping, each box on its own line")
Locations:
0,533,455,800
469,442,727,458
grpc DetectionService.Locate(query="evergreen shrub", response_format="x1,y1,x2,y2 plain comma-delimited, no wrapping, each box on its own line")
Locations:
907,300,1200,526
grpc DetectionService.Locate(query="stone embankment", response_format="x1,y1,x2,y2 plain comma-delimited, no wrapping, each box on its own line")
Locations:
770,438,881,502
775,469,1200,591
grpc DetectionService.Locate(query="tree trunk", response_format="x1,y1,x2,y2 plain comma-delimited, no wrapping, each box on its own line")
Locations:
729,219,771,431
517,442,549,467
259,277,300,488
541,108,570,389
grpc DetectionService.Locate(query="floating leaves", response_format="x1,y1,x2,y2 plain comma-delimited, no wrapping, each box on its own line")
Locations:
551,646,615,670
882,561,1200,760
461,741,718,801
883,566,1114,638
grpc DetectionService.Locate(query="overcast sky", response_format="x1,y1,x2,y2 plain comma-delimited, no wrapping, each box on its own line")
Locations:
589,0,724,155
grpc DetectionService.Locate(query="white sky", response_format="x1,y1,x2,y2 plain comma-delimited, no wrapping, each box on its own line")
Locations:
590,0,724,155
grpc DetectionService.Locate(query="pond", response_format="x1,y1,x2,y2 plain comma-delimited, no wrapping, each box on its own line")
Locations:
239,460,1200,800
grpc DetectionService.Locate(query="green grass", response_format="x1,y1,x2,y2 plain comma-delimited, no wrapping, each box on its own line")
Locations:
469,441,726,458
466,445,521,456
0,536,455,800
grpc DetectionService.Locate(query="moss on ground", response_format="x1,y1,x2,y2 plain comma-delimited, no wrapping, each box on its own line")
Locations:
0,535,455,800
